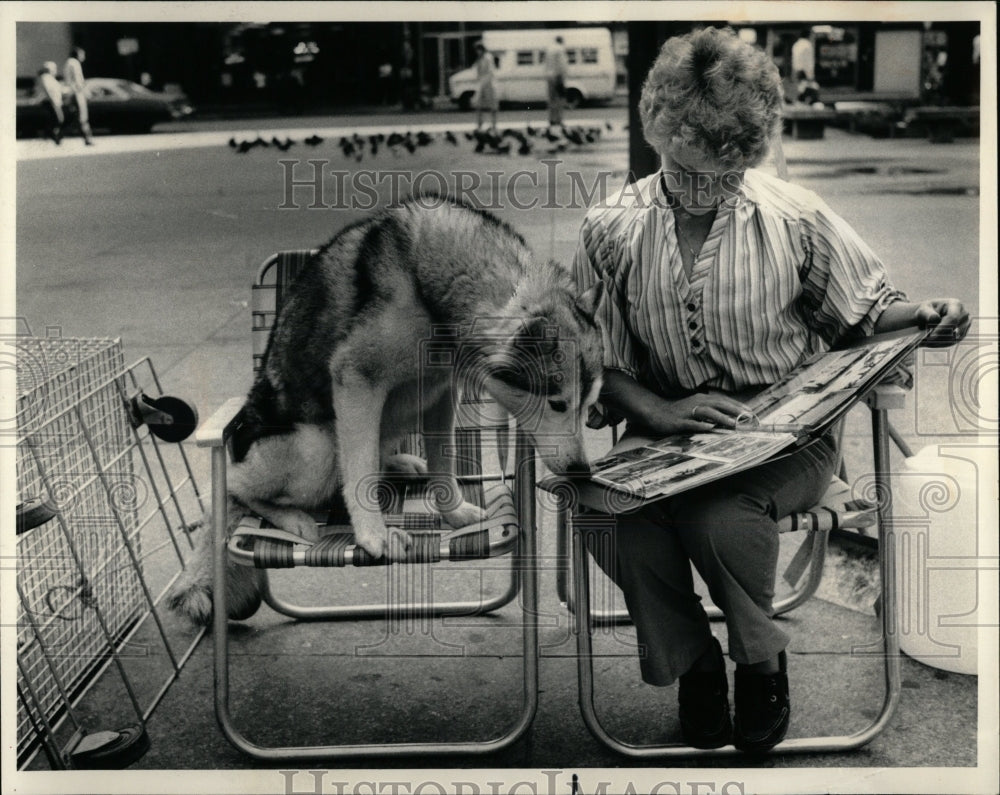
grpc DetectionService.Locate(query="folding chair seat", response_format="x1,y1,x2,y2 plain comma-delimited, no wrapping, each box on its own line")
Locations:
195,251,540,760
543,387,906,758
228,479,518,572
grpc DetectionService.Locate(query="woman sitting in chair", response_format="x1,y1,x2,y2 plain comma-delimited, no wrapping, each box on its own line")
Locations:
573,26,969,752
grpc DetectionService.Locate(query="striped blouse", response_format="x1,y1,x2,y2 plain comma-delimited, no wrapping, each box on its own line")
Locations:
573,168,905,398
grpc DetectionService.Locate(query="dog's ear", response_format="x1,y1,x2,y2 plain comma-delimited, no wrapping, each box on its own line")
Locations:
574,281,604,322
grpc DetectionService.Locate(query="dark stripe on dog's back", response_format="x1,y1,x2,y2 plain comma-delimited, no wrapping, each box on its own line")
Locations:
313,216,373,260
351,211,412,316
232,378,297,462
401,193,528,250
353,228,378,315
459,202,528,249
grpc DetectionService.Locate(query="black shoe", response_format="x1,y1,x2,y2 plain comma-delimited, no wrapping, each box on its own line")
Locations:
733,650,790,753
678,637,732,749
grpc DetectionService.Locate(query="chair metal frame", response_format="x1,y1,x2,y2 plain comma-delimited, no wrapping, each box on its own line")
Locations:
193,251,542,760
250,252,525,621
555,387,905,757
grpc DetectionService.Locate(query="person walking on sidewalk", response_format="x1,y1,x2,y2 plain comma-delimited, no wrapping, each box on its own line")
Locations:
573,26,970,753
63,46,94,145
473,40,498,131
791,28,815,82
545,34,568,129
36,61,64,144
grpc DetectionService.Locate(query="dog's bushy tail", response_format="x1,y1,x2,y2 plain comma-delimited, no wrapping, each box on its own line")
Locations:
166,495,265,626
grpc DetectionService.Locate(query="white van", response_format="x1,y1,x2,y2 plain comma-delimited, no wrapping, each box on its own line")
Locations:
449,27,616,110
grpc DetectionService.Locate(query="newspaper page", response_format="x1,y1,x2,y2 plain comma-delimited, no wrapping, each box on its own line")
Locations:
744,328,927,433
590,430,796,499
591,330,926,500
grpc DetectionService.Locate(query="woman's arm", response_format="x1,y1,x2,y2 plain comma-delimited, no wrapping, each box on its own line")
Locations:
873,297,971,346
601,370,751,437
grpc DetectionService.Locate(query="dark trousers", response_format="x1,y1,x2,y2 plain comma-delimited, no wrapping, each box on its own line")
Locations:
547,77,565,125
582,431,839,686
43,101,63,141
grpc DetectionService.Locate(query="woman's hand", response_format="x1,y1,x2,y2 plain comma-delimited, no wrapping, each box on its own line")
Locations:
914,298,971,347
648,392,752,436
601,371,752,437
875,298,971,347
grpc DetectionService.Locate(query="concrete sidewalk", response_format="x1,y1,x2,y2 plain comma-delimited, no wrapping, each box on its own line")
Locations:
13,124,988,787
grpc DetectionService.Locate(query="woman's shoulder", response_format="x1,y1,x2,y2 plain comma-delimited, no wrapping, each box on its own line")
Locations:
581,172,660,236
742,168,827,222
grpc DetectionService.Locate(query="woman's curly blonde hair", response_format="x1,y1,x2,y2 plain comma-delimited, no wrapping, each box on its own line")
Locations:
639,27,783,172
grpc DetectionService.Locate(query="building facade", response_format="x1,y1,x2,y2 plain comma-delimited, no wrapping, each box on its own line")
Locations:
16,19,980,111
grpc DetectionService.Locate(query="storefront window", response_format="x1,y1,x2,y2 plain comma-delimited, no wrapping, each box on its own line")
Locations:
813,25,859,87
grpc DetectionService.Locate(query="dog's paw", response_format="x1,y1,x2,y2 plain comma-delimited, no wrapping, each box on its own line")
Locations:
385,526,414,561
383,453,428,477
354,525,414,561
441,501,487,529
276,509,321,543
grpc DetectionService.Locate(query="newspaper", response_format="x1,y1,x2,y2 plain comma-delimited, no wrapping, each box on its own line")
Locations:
590,429,797,499
589,328,927,500
743,327,927,434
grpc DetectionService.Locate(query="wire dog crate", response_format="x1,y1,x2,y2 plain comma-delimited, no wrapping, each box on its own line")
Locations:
14,336,205,769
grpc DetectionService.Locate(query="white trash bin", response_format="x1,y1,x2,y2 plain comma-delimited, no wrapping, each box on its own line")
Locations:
891,443,997,675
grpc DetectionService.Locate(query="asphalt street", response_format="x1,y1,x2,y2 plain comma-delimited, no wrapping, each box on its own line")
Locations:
14,110,982,357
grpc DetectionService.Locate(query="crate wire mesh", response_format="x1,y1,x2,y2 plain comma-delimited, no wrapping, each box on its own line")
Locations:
15,337,206,768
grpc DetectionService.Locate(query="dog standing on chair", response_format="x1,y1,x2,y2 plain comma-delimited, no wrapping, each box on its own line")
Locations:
168,196,605,624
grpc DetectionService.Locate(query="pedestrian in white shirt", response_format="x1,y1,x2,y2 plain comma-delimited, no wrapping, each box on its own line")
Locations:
36,61,64,144
63,46,94,145
545,35,568,128
790,29,815,81
473,41,498,132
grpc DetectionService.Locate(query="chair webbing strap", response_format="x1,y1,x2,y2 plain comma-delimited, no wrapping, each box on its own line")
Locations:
231,481,517,568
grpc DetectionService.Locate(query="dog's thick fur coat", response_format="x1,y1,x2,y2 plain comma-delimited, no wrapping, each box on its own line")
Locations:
168,197,604,624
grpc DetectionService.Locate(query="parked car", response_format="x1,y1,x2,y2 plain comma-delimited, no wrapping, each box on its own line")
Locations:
16,77,194,137
449,27,616,111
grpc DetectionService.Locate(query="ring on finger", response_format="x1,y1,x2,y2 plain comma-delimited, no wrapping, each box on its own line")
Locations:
691,405,702,420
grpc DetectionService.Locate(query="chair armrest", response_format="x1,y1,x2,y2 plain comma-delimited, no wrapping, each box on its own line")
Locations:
195,397,245,448
864,384,908,410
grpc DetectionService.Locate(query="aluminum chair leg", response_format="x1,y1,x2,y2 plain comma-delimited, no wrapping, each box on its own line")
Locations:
211,434,540,759
570,410,902,757
772,526,832,617
557,507,632,626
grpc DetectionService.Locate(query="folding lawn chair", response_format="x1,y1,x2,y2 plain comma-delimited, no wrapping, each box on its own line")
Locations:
196,251,539,760
545,385,907,758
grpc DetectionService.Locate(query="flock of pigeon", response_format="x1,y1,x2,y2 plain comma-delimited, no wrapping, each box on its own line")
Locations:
226,122,616,160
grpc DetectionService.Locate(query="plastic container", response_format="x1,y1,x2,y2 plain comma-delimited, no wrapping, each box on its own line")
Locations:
891,443,997,675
